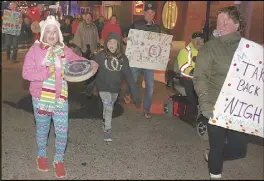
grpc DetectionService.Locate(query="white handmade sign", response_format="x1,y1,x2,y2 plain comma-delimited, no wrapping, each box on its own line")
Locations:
2,10,22,36
209,38,264,138
125,29,173,71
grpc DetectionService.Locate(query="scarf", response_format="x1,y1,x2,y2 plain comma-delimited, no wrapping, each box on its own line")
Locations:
37,42,68,115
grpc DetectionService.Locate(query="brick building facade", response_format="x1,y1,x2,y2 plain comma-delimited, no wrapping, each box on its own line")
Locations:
113,1,263,44
64,1,263,44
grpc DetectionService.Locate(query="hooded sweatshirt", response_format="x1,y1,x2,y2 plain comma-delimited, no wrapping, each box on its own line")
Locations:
95,32,141,104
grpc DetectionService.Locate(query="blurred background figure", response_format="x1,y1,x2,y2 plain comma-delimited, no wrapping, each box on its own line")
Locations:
21,16,33,48
61,16,72,46
4,1,21,63
28,4,45,41
73,13,77,19
44,9,50,20
95,16,105,39
72,12,99,55
101,15,122,42
72,13,83,36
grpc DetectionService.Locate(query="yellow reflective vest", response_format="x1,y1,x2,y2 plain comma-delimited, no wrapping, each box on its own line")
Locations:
177,42,198,78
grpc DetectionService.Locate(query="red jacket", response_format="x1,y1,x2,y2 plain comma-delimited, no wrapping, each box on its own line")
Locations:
28,9,42,41
72,20,80,35
101,23,122,41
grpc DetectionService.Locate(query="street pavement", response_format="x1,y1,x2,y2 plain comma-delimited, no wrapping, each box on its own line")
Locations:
1,51,264,180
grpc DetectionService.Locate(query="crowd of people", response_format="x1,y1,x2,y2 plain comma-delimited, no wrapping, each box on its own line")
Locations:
2,2,124,63
3,1,255,180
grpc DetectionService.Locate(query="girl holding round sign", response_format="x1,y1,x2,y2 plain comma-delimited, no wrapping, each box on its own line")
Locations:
22,15,98,178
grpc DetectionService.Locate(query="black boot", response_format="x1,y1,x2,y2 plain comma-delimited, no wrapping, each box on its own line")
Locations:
6,48,11,61
12,46,18,63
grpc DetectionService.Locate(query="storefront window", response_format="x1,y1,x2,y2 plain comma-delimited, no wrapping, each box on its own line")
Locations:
104,6,113,20
162,1,178,29
80,7,91,14
134,1,144,15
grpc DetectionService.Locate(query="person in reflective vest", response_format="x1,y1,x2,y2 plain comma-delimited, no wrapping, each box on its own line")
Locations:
177,32,204,78
176,32,204,124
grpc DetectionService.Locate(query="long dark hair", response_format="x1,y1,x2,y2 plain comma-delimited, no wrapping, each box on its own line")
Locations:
103,39,123,60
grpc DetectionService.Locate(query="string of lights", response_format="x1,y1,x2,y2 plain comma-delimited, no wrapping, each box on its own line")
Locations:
17,1,28,14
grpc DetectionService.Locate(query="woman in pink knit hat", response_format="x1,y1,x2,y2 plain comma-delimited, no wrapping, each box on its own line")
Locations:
22,15,98,178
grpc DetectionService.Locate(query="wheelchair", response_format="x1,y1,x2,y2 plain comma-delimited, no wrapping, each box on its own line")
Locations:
165,62,208,141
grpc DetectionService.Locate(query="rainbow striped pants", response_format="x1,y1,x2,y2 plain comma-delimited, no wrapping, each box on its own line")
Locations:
32,97,68,162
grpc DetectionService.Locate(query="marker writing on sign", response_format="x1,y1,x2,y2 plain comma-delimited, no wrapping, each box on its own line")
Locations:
237,52,247,63
236,79,260,96
241,61,264,82
224,96,262,124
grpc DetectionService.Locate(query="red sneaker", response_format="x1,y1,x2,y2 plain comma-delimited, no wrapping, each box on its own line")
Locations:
36,156,49,171
53,161,67,178
124,95,131,104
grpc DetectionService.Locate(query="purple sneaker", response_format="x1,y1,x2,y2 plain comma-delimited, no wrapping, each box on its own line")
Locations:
104,130,112,142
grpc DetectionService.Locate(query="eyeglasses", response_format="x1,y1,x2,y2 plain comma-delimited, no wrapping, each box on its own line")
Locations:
217,18,232,26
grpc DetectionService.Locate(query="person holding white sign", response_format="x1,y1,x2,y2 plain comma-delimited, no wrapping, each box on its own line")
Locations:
193,6,248,180
123,2,160,119
3,1,22,63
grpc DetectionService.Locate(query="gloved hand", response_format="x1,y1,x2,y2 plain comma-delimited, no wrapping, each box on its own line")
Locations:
202,110,213,119
192,56,197,62
190,68,194,76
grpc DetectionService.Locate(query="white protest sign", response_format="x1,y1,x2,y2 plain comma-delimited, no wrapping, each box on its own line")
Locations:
125,29,173,71
209,38,264,138
2,10,22,36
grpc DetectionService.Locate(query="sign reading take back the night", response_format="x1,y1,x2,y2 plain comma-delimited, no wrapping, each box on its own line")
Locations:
2,10,22,36
125,29,173,71
209,38,264,138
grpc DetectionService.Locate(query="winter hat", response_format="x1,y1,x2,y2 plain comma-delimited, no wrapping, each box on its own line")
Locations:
39,15,64,45
144,2,156,12
192,32,204,39
104,32,122,48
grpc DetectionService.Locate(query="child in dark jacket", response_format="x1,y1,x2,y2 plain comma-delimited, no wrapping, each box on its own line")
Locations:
95,32,141,142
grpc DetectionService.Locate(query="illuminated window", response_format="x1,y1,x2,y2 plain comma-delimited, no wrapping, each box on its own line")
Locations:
162,1,178,29
134,1,144,15
80,7,91,14
104,6,113,20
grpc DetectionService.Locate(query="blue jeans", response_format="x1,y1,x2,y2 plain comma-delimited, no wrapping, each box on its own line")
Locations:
5,34,18,61
125,67,154,112
99,92,119,131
